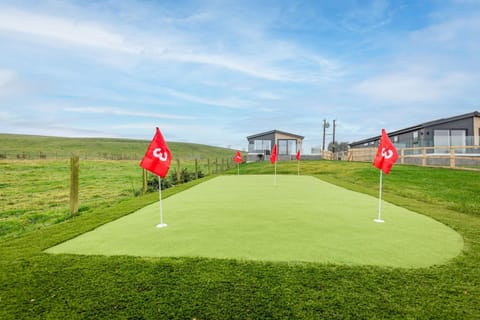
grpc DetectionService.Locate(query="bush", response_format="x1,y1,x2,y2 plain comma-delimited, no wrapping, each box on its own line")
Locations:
146,168,205,192
147,176,172,192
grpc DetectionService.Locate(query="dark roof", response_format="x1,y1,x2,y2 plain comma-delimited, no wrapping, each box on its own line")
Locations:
421,110,480,127
350,111,480,146
247,130,304,140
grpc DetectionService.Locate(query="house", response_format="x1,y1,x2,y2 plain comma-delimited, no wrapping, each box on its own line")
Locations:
349,111,480,153
247,130,304,162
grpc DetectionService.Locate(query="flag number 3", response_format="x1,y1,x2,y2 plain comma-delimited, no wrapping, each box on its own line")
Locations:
381,147,393,159
153,148,168,161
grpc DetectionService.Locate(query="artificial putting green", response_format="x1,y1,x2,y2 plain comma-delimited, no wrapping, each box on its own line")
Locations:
46,175,463,268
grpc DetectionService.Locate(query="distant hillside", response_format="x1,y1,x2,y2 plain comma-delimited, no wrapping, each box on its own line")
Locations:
0,133,239,160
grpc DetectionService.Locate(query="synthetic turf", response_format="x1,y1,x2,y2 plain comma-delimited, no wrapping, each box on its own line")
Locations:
46,175,463,268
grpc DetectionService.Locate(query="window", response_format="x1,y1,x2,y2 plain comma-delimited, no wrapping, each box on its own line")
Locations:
278,139,297,155
451,130,466,153
413,131,419,144
252,140,271,153
433,129,467,153
278,140,287,155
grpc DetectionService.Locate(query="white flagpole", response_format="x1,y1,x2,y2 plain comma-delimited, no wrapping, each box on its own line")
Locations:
297,159,300,176
274,160,277,186
237,163,239,176
156,176,167,228
375,170,384,223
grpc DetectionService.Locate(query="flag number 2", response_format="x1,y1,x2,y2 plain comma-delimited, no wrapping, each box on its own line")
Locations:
153,148,168,161
381,147,393,159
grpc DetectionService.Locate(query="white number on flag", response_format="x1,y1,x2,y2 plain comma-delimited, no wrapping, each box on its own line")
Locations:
153,148,168,161
381,147,393,159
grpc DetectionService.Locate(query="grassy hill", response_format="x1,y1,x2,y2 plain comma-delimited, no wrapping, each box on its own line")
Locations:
0,133,238,160
0,133,243,239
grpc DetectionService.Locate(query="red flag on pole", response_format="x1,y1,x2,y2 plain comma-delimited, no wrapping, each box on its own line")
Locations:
234,151,242,164
296,149,301,161
373,129,398,174
270,144,278,164
140,127,172,178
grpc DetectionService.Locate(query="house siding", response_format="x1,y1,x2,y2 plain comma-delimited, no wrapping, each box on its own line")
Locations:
247,130,304,162
350,111,480,149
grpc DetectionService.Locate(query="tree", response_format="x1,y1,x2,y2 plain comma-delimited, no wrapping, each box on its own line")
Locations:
328,141,349,152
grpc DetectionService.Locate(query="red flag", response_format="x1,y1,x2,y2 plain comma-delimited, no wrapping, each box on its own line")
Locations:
296,149,301,161
140,127,172,178
270,144,278,164
373,129,398,174
234,151,242,164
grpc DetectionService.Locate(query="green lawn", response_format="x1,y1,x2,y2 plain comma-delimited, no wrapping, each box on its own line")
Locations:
0,157,232,239
1,161,479,319
47,175,462,268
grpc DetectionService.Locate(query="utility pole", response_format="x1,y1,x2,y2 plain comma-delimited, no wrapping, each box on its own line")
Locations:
322,119,330,151
332,120,336,155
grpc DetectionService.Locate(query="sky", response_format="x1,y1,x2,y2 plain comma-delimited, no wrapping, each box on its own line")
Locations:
1,0,480,152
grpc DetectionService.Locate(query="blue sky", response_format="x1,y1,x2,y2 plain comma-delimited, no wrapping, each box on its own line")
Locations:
1,0,480,152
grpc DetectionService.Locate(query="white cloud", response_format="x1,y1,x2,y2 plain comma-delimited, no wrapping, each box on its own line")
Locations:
410,15,480,45
0,69,31,100
0,69,16,87
352,70,474,104
341,0,392,32
162,88,253,109
111,122,234,146
351,6,480,106
0,111,14,122
0,8,142,53
64,106,193,120
0,6,342,83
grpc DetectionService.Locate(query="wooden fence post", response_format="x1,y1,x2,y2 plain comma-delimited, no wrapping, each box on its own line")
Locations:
142,169,147,194
215,158,218,174
221,158,225,171
176,159,181,183
70,156,79,215
208,158,211,175
195,159,199,180
422,148,427,166
450,147,456,168
400,148,405,164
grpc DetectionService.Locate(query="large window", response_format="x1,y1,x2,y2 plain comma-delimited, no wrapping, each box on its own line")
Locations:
434,129,466,153
252,140,271,153
278,139,297,155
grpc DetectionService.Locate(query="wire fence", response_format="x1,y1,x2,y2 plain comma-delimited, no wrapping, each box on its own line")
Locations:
0,151,144,160
0,156,237,238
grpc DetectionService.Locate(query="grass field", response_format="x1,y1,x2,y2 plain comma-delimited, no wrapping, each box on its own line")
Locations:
47,175,463,268
1,160,480,319
0,134,238,238
0,160,143,238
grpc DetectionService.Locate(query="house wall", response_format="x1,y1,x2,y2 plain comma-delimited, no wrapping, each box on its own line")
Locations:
350,113,480,150
425,117,473,135
247,133,275,153
247,131,303,161
247,132,276,162
274,132,302,156
424,117,475,148
359,117,476,149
